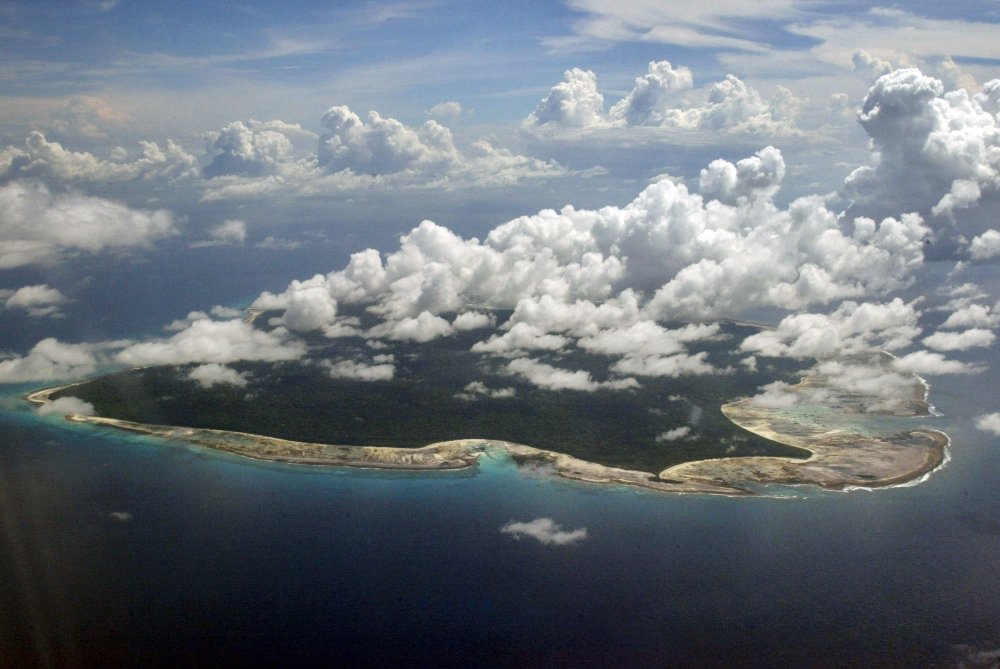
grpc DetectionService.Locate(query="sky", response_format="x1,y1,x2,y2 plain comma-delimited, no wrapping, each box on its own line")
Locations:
1,0,1000,425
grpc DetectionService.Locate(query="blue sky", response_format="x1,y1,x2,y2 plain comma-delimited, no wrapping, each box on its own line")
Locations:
2,0,1000,397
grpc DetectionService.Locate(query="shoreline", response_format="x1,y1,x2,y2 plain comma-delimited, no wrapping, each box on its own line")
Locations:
23,361,950,496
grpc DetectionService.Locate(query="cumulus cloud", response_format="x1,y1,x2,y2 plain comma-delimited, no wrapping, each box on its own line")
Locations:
852,50,893,83
318,106,460,175
187,363,249,388
0,131,197,184
428,101,462,118
844,68,1000,246
941,304,1000,329
324,356,395,381
115,317,305,366
0,180,176,268
190,220,247,248
525,64,798,136
201,108,572,200
975,413,1000,436
0,338,104,383
500,518,587,545
453,381,516,401
656,426,691,442
523,68,607,129
3,284,68,317
741,299,922,359
36,396,95,417
922,328,996,351
970,230,1000,260
255,146,928,335
608,60,693,126
452,311,495,330
891,350,981,375
506,357,638,392
203,121,298,178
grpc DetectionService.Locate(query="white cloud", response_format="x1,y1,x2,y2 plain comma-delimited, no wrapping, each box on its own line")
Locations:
187,363,249,388
656,426,691,442
203,121,298,178
324,357,395,381
500,518,587,545
891,350,981,375
523,68,607,129
378,311,455,343
524,65,799,136
452,311,495,331
428,101,462,118
255,236,301,250
970,230,1000,261
608,60,693,126
844,69,1000,239
0,131,198,183
741,299,922,359
852,49,893,83
609,352,715,378
190,220,247,248
115,317,305,366
922,328,996,351
3,284,68,317
318,106,460,175
505,357,638,392
0,338,104,383
0,180,176,268
255,145,930,332
471,323,569,355
941,304,1000,329
975,413,1000,436
36,396,95,417
453,381,516,401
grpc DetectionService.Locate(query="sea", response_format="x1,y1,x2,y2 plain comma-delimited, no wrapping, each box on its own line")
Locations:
2,258,1000,669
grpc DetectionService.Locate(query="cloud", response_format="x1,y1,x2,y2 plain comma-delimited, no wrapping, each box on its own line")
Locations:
200,108,573,199
255,236,301,250
0,180,176,268
852,50,893,83
324,356,395,381
524,68,607,130
0,131,198,184
922,328,996,351
844,69,1000,245
524,64,799,136
452,311,495,331
187,363,249,388
376,311,455,343
36,396,95,417
318,105,461,175
453,381,516,401
3,284,68,317
108,511,132,522
203,121,299,178
970,230,1000,261
428,101,462,118
0,338,104,383
190,220,247,248
500,518,587,545
941,304,1000,329
741,299,922,359
891,350,981,375
656,426,690,442
258,146,927,332
114,317,305,366
505,357,638,392
975,413,1000,436
608,60,693,126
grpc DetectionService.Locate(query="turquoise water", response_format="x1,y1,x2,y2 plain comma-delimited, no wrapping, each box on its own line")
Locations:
3,366,1000,669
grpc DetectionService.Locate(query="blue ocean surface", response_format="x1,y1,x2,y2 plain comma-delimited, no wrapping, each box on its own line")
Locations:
2,362,1000,669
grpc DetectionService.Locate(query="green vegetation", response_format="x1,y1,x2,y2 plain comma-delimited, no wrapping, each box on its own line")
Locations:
55,320,812,473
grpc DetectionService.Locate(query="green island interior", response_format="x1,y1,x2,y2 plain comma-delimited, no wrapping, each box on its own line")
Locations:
54,317,813,473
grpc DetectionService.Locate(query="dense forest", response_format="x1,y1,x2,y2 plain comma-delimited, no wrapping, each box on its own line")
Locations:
55,319,812,473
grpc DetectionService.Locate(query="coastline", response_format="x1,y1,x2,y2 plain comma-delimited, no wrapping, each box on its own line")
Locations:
23,361,950,496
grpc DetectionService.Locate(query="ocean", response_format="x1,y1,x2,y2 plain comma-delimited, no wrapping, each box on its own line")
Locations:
2,368,999,669
2,261,1000,668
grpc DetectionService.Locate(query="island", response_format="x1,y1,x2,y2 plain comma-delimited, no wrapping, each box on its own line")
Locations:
24,321,948,496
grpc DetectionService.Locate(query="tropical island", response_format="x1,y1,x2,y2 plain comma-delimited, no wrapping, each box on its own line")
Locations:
25,318,948,496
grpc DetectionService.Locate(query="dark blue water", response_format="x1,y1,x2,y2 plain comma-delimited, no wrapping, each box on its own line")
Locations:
2,365,1000,669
